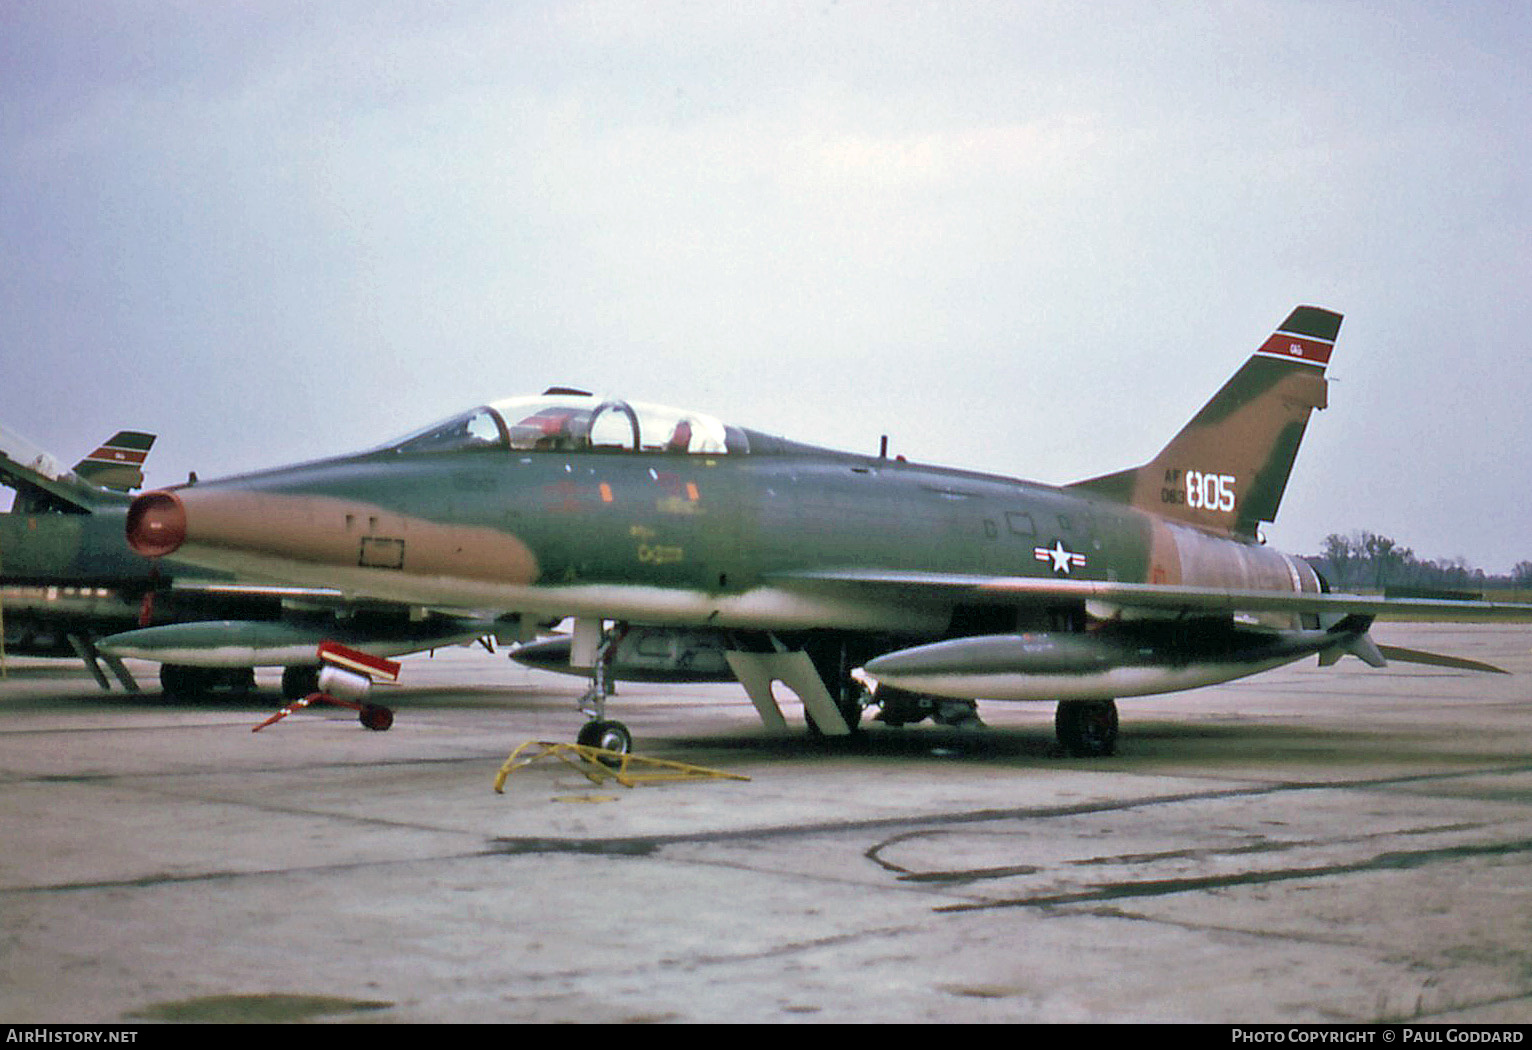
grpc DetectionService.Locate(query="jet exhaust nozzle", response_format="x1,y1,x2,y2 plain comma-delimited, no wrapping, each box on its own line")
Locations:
125,490,186,558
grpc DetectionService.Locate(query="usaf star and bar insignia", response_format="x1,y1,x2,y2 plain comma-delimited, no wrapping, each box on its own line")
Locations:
1034,539,1086,575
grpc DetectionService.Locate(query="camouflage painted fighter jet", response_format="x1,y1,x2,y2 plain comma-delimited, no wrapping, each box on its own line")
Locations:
1,424,488,698
122,307,1527,754
1,427,163,688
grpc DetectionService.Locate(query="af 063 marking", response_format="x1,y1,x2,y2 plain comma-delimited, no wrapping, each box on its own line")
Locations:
1186,470,1237,512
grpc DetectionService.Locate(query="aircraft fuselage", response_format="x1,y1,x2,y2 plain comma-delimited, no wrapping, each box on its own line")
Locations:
135,441,1322,638
126,309,1411,753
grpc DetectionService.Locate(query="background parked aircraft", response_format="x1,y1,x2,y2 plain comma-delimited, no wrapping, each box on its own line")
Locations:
0,423,500,699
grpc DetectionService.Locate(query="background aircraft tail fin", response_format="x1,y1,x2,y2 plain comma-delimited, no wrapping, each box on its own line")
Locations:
72,431,156,493
1,425,156,513
1069,306,1341,538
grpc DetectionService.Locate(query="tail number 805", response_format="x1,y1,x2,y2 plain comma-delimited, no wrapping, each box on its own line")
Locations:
1187,471,1237,512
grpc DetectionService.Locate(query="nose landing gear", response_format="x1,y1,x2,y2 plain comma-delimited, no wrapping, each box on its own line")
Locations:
576,718,633,754
575,622,633,756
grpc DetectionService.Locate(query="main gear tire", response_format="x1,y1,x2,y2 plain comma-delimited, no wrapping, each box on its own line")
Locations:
1055,699,1119,757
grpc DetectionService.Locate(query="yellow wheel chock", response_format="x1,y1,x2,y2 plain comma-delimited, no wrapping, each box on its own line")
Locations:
493,741,750,792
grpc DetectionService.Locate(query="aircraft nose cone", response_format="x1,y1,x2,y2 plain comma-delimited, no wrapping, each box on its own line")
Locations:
125,490,187,557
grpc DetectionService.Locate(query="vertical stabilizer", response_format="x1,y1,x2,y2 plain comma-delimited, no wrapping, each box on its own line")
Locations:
73,431,157,493
1069,306,1342,537
1,426,156,513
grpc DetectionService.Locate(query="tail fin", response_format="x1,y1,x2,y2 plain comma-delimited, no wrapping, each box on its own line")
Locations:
72,431,156,493
1069,306,1342,538
1,425,157,513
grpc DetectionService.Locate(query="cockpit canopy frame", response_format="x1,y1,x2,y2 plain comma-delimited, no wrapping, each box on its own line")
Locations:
380,392,744,457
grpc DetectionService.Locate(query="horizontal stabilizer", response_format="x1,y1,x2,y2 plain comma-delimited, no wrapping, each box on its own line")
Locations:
1375,645,1509,675
1318,635,1507,673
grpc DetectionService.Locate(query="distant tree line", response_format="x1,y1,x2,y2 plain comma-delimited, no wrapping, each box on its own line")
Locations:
1306,531,1532,593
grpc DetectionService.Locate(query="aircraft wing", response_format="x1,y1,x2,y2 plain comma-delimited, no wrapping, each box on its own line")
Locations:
163,578,516,623
166,580,348,601
769,568,1532,621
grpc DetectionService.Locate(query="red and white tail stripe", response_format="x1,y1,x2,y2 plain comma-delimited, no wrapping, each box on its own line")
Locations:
1255,328,1335,367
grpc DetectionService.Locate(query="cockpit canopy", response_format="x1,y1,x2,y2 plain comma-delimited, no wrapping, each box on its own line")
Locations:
380,391,746,457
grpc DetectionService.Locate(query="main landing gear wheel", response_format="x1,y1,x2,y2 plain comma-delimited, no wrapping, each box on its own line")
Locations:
1055,699,1119,757
577,719,633,756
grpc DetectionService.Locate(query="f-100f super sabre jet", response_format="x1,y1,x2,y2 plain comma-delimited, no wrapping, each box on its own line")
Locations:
122,307,1527,755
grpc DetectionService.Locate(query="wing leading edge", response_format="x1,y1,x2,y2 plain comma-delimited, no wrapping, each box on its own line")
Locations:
769,567,1532,622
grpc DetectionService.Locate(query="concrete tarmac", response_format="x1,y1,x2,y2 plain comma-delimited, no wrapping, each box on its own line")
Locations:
2,623,1531,1024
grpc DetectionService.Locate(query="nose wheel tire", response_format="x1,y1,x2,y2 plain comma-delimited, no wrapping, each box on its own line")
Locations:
577,719,633,755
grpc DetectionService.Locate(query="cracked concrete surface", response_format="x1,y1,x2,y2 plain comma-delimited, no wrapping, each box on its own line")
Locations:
3,623,1531,1022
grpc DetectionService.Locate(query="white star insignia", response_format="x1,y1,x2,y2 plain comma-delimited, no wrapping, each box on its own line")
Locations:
1035,540,1085,574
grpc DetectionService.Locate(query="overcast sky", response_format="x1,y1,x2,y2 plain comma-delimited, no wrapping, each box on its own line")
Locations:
2,2,1528,571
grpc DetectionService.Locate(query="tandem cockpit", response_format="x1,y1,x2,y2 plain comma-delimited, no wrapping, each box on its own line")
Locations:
377,388,752,458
